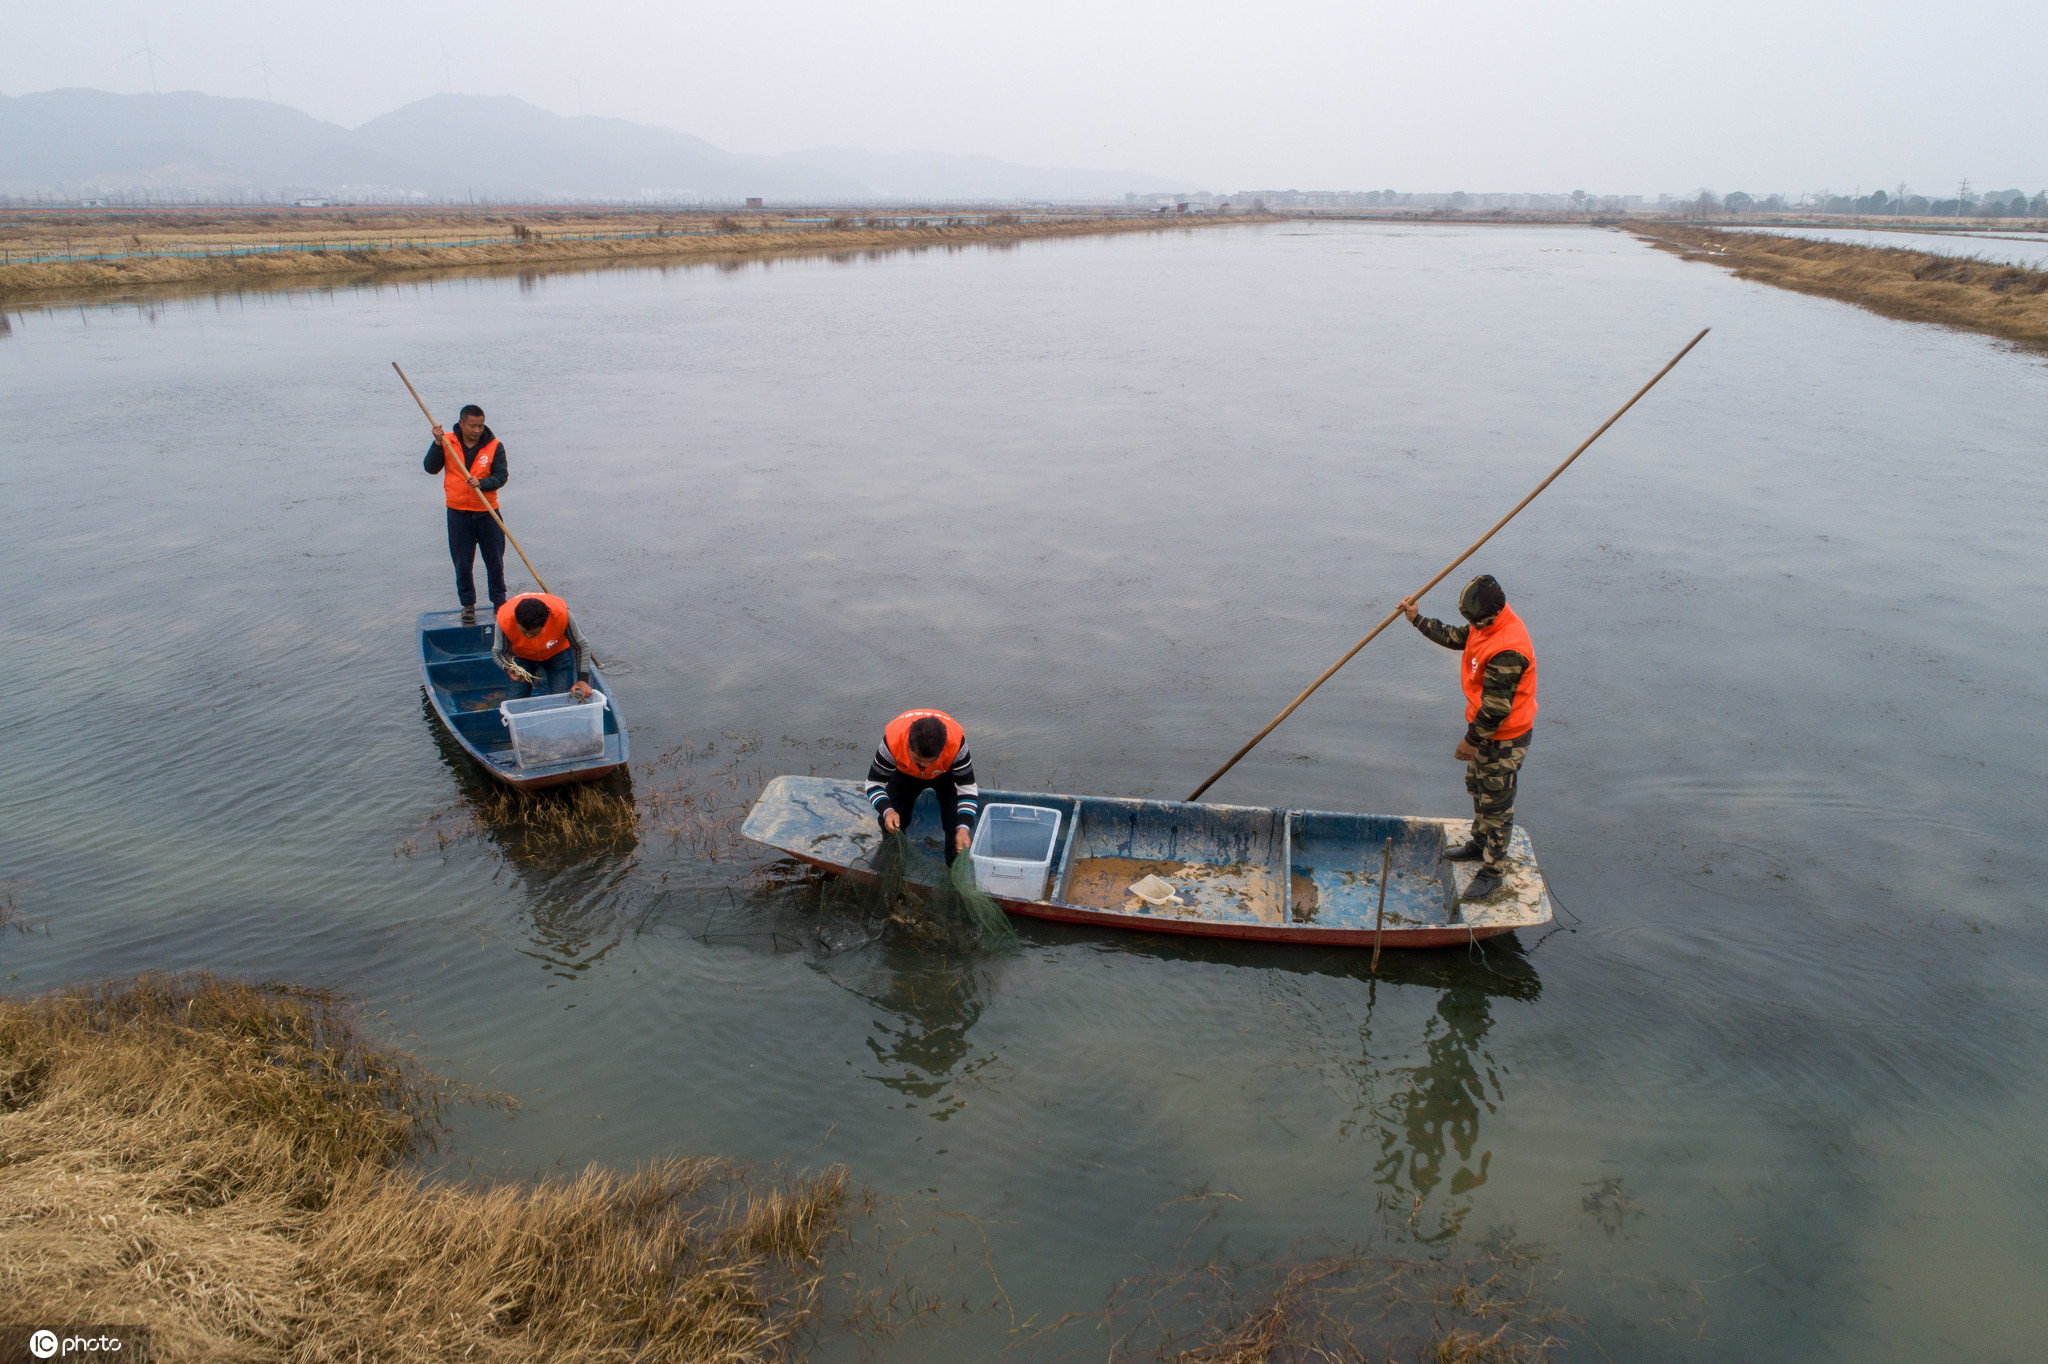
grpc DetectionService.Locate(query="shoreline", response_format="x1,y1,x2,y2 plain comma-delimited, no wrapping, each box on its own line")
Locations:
0,211,1268,304
1,972,1564,1361
0,973,855,1361
1626,222,2048,353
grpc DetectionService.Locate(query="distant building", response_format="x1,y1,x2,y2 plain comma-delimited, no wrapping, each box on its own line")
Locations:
745,197,763,209
290,197,330,208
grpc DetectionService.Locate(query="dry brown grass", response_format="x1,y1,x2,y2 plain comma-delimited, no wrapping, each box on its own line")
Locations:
396,732,770,864
399,778,642,862
0,973,851,1363
0,210,1268,302
1630,222,2048,351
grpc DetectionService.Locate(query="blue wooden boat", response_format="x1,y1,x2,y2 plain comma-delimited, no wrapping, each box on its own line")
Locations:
416,609,629,790
741,776,1551,949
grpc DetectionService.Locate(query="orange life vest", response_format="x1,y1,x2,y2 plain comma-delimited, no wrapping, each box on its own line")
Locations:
1461,605,1538,740
496,593,572,661
883,709,965,780
441,432,500,511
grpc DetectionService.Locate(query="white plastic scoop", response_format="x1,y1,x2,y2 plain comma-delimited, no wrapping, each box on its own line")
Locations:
1129,874,1179,906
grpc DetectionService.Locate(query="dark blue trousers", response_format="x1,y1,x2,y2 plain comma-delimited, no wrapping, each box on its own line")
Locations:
509,649,578,699
446,507,506,609
880,777,965,864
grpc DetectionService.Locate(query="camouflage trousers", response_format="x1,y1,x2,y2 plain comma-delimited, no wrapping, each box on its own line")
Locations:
1464,733,1531,868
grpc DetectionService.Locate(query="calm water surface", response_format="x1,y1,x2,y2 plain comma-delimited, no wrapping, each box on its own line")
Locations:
4,223,2047,1361
1726,222,2048,267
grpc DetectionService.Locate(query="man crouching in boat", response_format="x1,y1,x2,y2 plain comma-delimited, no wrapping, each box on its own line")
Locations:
494,592,594,701
1398,574,1537,902
864,710,978,863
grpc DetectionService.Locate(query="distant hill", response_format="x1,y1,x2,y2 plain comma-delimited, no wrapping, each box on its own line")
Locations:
0,89,1191,203
767,146,1191,202
0,88,420,196
347,96,866,201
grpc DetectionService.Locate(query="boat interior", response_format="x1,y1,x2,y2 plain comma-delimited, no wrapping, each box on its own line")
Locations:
874,784,1507,929
417,610,624,774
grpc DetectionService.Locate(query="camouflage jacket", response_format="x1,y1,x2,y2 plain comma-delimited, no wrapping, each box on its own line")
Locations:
1410,615,1531,745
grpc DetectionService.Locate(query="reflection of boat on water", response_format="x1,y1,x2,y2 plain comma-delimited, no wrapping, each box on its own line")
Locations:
416,692,640,870
733,832,1540,1226
816,949,1001,1121
1102,922,1541,997
1112,922,1537,1243
742,776,1551,949
416,692,639,983
416,609,629,790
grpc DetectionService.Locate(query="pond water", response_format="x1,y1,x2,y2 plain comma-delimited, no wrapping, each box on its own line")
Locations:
4,221,2047,1361
1725,222,2048,268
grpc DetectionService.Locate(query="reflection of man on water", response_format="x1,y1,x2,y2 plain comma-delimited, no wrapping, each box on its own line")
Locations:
864,709,978,863
1368,987,1503,1243
847,960,991,1121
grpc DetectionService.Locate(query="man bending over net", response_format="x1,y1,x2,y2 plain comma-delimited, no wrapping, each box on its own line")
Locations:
865,709,978,864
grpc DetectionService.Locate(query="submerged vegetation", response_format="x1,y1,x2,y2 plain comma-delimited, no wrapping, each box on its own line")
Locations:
1630,223,2048,351
398,731,1024,952
1030,1229,1565,1362
860,830,1020,952
398,731,768,864
0,974,853,1363
0,880,32,933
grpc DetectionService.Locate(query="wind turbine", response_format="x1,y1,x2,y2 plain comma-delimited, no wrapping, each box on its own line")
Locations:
246,45,274,103
440,44,455,94
127,21,170,94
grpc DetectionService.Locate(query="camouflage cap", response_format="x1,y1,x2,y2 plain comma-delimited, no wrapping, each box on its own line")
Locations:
1458,574,1507,623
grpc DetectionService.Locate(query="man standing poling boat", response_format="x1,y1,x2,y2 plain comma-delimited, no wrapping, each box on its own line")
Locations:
424,403,509,625
865,710,979,863
1399,575,1537,902
495,591,594,700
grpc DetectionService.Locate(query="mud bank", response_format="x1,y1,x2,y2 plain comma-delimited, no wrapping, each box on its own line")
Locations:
0,212,1267,303
0,974,850,1363
1629,222,2048,352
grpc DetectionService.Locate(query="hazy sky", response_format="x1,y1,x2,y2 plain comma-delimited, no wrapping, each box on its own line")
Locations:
7,0,2044,195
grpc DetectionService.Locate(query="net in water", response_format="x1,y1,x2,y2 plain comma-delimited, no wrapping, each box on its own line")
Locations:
860,831,1019,953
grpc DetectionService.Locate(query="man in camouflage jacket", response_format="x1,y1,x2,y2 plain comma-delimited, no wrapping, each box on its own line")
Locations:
1399,575,1538,902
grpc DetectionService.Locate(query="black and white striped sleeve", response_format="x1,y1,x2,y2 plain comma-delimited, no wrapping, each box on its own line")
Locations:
863,744,899,816
949,746,979,827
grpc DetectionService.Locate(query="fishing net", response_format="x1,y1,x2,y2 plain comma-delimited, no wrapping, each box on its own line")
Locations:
857,830,1019,953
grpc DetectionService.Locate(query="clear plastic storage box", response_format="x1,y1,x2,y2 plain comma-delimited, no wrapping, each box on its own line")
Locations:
498,691,608,768
969,803,1063,901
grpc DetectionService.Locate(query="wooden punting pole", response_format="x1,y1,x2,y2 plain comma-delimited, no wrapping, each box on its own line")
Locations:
1186,328,1709,802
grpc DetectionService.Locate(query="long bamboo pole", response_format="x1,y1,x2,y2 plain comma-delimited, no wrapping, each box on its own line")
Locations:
1187,328,1709,802
392,362,551,595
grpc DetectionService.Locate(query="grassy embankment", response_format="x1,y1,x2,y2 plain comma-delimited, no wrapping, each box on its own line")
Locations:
1629,222,2048,352
0,974,851,1362
0,973,1564,1362
0,208,1264,301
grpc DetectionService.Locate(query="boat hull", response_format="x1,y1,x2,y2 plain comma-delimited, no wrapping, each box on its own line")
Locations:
415,610,629,790
741,775,1550,949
